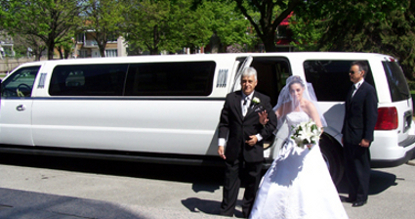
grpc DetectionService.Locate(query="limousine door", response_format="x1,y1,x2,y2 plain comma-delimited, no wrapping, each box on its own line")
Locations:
0,66,40,146
232,55,253,92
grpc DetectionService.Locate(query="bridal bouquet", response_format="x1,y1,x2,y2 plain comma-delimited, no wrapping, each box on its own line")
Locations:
291,119,322,149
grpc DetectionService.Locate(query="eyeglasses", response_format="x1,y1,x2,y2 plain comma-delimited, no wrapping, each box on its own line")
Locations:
349,70,360,74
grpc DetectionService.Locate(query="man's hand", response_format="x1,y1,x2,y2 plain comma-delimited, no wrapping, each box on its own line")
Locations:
246,135,258,146
359,139,370,148
218,146,226,160
258,111,269,125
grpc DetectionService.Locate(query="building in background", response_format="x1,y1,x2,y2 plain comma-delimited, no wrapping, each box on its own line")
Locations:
73,30,127,58
0,31,15,59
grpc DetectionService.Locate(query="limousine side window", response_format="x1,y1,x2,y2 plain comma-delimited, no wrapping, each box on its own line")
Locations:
124,61,216,96
49,64,128,96
1,66,40,98
304,60,375,101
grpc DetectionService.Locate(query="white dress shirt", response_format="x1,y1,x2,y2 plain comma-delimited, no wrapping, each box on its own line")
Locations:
218,92,263,147
352,79,364,97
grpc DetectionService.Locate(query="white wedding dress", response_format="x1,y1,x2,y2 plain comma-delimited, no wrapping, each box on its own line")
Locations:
250,112,348,219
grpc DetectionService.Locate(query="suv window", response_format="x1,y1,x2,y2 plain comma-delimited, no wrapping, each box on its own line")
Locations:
124,61,215,96
382,61,410,102
49,64,128,96
1,66,40,98
304,60,375,101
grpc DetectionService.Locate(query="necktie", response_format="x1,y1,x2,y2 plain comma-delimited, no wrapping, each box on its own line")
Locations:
243,96,249,116
351,85,357,97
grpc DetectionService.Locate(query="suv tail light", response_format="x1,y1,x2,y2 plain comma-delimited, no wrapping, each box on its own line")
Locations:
375,107,398,130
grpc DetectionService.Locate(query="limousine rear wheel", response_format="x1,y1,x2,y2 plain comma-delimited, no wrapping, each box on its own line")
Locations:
319,134,344,186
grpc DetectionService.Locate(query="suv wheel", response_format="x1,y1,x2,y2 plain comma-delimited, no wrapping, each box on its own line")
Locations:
319,134,344,186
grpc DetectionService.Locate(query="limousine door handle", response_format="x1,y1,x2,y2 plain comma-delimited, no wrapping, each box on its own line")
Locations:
16,104,26,111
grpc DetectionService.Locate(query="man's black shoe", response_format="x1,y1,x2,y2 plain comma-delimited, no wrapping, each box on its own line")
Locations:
344,197,356,203
352,201,367,207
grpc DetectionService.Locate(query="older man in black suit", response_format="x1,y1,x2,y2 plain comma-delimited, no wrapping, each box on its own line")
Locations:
218,67,277,217
342,61,378,207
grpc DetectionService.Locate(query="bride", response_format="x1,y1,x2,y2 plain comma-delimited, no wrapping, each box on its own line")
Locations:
249,76,348,219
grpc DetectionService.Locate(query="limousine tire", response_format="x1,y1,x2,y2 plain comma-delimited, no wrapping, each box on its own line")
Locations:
319,134,344,186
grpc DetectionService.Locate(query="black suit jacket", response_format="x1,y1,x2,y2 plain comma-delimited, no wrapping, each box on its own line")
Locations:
342,81,378,145
219,91,277,163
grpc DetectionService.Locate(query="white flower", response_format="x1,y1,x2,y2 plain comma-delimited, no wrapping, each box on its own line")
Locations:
291,119,322,149
252,97,260,104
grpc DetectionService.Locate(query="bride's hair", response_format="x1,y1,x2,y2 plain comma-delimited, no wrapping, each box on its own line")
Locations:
287,76,305,88
273,75,327,129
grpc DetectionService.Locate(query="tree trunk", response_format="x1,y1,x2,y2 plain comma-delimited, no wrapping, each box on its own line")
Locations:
47,44,55,60
64,49,70,59
33,46,44,61
98,42,107,57
261,32,277,52
209,32,221,54
46,37,56,60
58,46,64,59
150,47,159,55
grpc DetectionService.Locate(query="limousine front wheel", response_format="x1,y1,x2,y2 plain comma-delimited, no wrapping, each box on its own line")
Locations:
319,134,344,186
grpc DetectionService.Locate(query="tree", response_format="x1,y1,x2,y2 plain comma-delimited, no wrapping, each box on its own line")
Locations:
83,0,125,57
379,1,415,79
56,34,75,59
176,0,213,53
0,0,85,60
291,0,415,79
12,34,46,61
192,0,317,52
199,0,256,53
123,0,212,55
123,0,173,55
231,0,305,52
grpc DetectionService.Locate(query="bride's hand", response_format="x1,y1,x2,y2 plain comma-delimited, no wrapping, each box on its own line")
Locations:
259,111,269,125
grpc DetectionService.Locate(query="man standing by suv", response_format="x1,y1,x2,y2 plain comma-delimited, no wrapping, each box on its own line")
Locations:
342,61,378,207
217,67,277,217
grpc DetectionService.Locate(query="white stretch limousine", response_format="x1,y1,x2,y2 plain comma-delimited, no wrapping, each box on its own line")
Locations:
1,52,415,184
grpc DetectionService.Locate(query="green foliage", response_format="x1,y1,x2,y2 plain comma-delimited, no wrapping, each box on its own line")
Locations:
12,43,27,59
197,0,256,52
292,0,415,80
123,0,169,54
1,0,84,59
231,0,307,52
83,0,125,57
379,1,415,80
123,0,215,54
288,16,322,51
408,81,415,91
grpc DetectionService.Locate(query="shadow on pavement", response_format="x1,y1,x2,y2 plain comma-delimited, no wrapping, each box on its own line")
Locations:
0,153,224,185
0,188,147,219
181,198,245,218
336,169,397,195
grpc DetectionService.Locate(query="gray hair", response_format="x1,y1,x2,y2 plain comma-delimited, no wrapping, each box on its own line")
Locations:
241,67,257,81
351,61,368,77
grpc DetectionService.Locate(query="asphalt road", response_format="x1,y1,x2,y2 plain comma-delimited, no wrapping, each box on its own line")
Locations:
0,153,414,219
